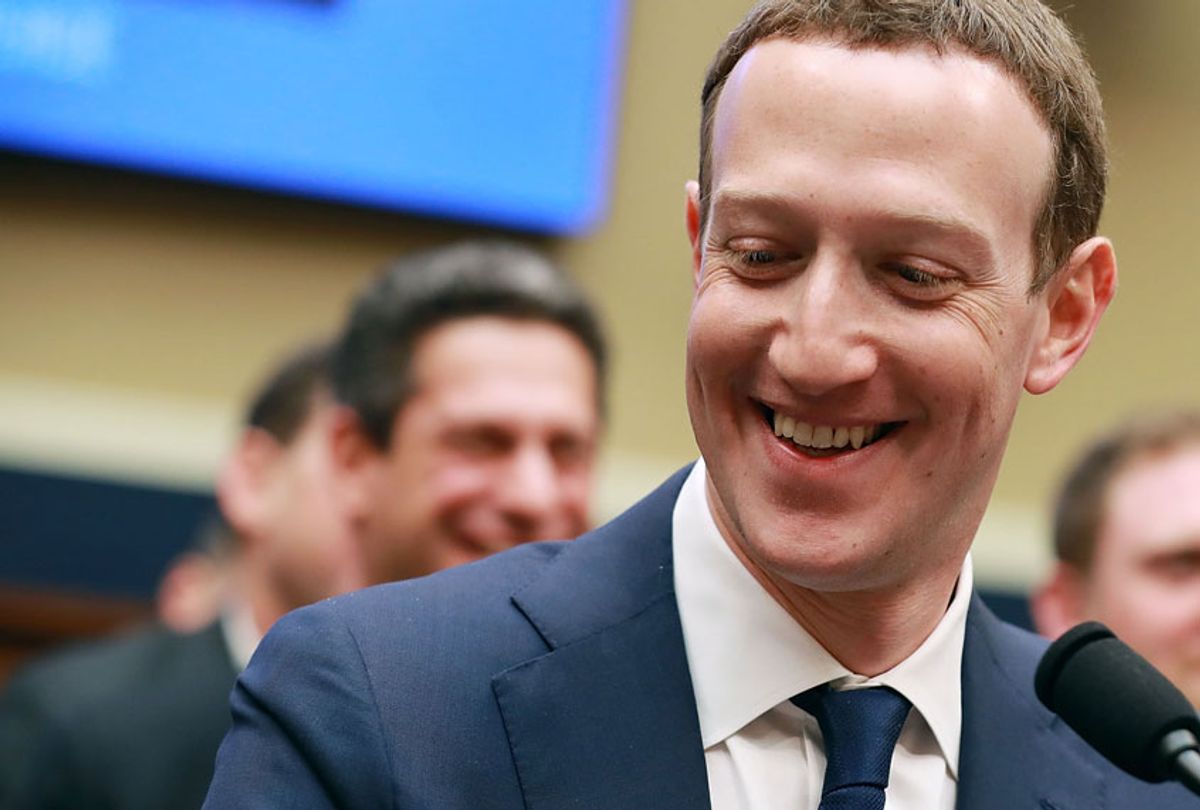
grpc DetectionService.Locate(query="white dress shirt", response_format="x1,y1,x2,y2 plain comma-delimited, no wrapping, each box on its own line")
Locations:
219,596,262,671
673,459,971,810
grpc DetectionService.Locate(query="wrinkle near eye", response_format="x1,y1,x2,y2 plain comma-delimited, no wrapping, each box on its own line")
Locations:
938,284,1022,346
695,263,742,295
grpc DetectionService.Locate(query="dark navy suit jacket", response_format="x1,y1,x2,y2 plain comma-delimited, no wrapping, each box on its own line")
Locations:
1,621,239,810
204,468,1194,809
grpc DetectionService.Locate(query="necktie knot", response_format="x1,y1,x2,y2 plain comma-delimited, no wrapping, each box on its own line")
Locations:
791,685,912,809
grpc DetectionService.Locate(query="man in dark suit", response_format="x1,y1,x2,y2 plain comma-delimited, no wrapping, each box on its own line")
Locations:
1,242,607,810
204,2,1193,807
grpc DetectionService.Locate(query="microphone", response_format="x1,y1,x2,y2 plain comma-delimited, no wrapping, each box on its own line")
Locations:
1035,621,1200,796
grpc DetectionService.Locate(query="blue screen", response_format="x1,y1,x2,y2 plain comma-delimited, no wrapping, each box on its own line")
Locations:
0,0,627,234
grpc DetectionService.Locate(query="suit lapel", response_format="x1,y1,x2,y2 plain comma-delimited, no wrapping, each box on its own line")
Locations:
957,595,1106,810
492,467,710,810
498,471,1123,810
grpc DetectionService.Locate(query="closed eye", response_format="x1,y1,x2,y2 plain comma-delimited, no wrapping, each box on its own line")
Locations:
722,242,803,279
446,426,513,458
895,264,950,286
741,249,777,265
883,261,962,301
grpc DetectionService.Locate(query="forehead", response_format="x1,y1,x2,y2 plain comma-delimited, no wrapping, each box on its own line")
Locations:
714,36,1050,162
407,315,599,418
708,38,1052,255
1103,444,1200,550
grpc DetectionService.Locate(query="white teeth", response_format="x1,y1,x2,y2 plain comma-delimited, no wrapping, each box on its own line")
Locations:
793,421,813,444
772,413,884,452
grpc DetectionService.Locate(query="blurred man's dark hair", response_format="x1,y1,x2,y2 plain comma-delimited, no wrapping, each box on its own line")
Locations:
245,341,331,444
331,240,607,449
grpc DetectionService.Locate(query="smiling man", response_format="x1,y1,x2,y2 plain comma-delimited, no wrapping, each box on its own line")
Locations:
325,241,605,585
2,240,607,810
204,2,1191,808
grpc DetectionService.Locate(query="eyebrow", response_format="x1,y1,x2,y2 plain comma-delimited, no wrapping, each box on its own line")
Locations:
1143,538,1200,562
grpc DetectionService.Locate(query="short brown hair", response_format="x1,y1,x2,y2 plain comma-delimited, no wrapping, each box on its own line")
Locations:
697,0,1107,293
1054,411,1200,570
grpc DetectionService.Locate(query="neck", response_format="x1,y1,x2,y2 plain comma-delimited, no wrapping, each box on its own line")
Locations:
721,531,961,676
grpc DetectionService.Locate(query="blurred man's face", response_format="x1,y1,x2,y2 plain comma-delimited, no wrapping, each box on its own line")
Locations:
256,400,366,609
1082,445,1200,704
684,38,1079,602
348,316,600,582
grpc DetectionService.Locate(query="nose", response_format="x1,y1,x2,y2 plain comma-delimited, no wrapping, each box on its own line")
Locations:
496,443,564,538
769,250,879,397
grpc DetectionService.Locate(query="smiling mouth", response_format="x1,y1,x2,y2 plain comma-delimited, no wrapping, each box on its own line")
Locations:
761,405,902,457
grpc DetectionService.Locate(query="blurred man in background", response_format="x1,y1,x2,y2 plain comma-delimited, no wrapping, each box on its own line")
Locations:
1032,410,1200,705
0,239,606,810
0,342,346,809
325,239,606,584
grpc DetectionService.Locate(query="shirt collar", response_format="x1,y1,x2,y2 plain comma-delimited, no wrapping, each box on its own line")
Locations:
219,594,263,671
672,459,970,777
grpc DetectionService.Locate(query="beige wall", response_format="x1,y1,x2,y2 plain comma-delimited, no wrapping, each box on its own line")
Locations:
2,1,1196,589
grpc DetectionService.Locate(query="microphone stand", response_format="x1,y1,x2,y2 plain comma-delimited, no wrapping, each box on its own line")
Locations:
1159,728,1200,796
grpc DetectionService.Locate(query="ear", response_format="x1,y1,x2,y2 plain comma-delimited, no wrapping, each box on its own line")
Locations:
1024,236,1117,394
685,180,704,287
215,428,282,540
1029,562,1090,640
327,406,382,521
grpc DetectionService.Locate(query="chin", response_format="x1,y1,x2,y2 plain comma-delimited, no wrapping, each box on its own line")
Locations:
740,522,895,592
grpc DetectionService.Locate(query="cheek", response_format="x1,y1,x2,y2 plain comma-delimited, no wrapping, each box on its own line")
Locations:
685,308,723,386
686,293,768,407
1139,582,1200,632
917,326,1025,431
1093,569,1190,643
427,462,496,512
558,477,592,520
688,281,774,360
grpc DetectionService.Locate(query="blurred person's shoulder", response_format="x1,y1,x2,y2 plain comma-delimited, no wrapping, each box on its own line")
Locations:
3,620,233,726
2,622,238,806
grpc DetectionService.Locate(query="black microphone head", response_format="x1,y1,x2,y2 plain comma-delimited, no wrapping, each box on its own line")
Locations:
1035,621,1200,783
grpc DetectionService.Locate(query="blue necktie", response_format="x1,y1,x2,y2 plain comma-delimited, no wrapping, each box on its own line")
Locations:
791,685,912,810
